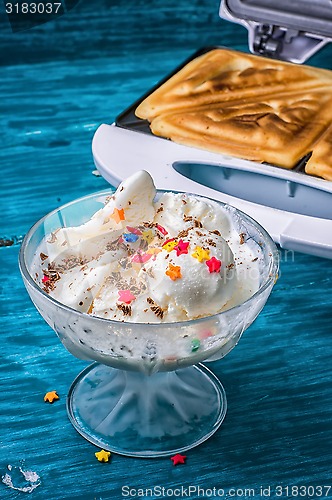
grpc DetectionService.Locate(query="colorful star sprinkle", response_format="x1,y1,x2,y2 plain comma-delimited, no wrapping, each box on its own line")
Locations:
162,239,178,252
123,233,139,243
192,246,210,263
191,339,201,352
44,391,59,404
170,454,187,466
118,290,136,304
174,239,189,256
126,226,142,235
156,224,168,236
111,207,125,224
132,251,152,264
142,229,154,244
146,247,162,255
166,264,182,281
95,450,111,463
42,275,50,283
206,256,222,273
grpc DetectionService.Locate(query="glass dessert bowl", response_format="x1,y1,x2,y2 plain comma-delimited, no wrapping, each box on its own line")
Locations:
19,179,278,458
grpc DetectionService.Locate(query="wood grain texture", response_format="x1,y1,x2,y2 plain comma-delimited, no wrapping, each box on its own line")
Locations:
1,1,332,498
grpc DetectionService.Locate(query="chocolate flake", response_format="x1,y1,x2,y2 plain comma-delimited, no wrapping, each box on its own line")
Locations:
183,215,193,222
194,219,203,228
211,230,221,236
117,303,132,316
252,257,258,262
206,239,216,247
146,297,164,319
104,195,114,205
40,252,48,262
177,226,194,239
239,233,246,245
156,207,164,213
42,267,61,293
47,232,58,244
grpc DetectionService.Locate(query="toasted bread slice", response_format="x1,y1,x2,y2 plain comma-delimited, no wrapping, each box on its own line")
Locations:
305,125,332,180
136,48,332,121
150,90,332,169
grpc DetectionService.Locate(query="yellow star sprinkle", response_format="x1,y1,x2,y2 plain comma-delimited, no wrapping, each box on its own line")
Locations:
162,240,178,252
111,207,125,224
191,246,210,263
142,230,154,244
95,449,111,463
44,391,59,404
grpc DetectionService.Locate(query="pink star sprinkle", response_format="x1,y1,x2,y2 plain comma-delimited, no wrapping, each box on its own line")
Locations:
42,275,50,283
174,240,189,256
206,257,222,273
132,252,152,264
118,290,136,304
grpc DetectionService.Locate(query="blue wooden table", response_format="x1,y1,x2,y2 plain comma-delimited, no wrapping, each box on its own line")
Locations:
1,1,332,498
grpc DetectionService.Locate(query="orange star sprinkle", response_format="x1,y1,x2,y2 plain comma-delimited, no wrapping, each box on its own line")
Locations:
192,246,210,263
166,264,182,281
95,449,111,462
44,391,59,404
111,207,125,224
170,454,187,465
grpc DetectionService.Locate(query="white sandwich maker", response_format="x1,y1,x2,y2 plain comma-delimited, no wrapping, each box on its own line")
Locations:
92,0,332,260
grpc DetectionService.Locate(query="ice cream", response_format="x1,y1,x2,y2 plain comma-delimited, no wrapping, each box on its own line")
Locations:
36,171,260,323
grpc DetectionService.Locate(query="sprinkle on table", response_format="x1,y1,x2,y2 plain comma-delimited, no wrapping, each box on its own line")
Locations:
166,264,182,281
111,207,125,224
191,246,210,263
44,391,59,404
95,450,111,463
174,239,189,256
170,454,187,465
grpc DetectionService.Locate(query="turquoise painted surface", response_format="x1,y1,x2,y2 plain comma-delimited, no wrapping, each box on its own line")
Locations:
1,1,332,498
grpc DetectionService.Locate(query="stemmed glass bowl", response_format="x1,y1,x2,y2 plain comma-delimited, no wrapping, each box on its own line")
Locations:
19,189,279,457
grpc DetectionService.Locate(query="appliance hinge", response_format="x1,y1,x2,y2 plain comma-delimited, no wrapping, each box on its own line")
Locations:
253,24,284,58
249,22,329,63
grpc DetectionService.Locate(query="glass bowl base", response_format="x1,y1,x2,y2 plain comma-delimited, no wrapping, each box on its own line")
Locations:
67,362,227,458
